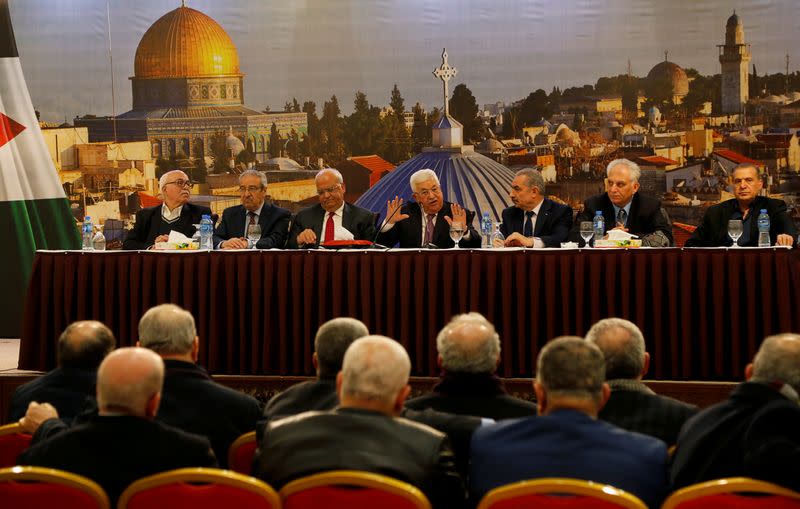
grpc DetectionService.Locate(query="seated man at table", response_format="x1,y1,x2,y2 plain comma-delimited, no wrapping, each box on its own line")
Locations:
288,168,377,248
499,167,572,248
213,169,290,249
122,169,212,250
568,158,673,247
377,168,481,249
685,163,797,247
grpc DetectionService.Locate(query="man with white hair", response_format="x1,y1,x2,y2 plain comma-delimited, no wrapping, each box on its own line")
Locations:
288,168,377,248
568,158,673,247
377,168,481,248
254,335,465,508
405,312,536,419
18,347,217,505
123,169,212,249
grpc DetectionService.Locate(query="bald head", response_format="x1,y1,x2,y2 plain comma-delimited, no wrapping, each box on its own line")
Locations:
751,333,800,394
314,317,369,378
96,347,164,418
339,335,410,408
585,318,647,380
436,313,501,373
58,320,116,370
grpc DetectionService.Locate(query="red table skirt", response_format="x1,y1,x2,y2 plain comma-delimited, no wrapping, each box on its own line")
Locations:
19,248,800,380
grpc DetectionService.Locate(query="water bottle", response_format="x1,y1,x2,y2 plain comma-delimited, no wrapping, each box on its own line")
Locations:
757,209,770,247
92,229,106,251
199,214,213,250
593,210,605,243
82,216,94,251
481,212,493,248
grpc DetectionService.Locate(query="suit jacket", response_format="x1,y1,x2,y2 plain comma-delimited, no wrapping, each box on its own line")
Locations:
255,407,465,509
738,397,800,492
288,202,377,248
213,203,291,249
18,415,217,504
500,199,573,247
8,367,96,422
122,202,212,250
670,381,797,489
404,372,537,420
376,201,481,248
598,379,697,445
569,192,673,247
470,409,669,509
685,196,798,247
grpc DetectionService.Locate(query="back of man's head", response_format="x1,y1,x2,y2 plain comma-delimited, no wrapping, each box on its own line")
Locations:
537,336,606,404
96,347,164,418
750,333,800,395
436,312,501,374
340,335,410,409
57,320,116,370
138,304,196,356
315,317,369,378
585,318,646,380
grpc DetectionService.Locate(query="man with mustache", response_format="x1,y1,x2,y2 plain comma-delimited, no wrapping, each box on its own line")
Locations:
499,167,572,247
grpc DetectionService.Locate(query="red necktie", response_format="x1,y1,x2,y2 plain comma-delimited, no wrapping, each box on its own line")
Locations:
324,212,335,243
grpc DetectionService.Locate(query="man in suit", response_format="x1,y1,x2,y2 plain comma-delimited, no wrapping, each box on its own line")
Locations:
122,169,212,250
685,163,797,247
585,318,697,445
405,312,537,420
18,347,217,505
377,168,481,248
254,336,465,508
499,167,572,247
569,159,673,247
288,168,377,248
671,333,800,491
470,337,669,509
213,169,290,249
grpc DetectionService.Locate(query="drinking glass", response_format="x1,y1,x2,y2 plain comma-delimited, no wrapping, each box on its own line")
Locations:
492,222,505,247
449,222,465,248
580,221,594,248
247,224,262,249
728,220,743,247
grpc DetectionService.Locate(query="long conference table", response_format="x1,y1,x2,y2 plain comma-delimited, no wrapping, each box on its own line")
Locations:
19,247,800,381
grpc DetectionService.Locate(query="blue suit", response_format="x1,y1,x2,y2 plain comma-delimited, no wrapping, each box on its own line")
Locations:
470,409,669,509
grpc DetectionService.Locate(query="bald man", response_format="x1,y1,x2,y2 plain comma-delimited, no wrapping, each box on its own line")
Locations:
18,348,216,504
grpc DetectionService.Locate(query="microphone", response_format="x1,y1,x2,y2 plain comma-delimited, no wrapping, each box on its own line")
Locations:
371,199,406,248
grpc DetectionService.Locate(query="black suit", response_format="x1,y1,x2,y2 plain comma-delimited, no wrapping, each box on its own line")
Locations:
598,379,697,445
569,193,673,247
8,367,96,422
500,199,573,247
288,203,377,248
122,202,212,250
685,196,798,247
254,408,465,508
213,203,291,249
377,201,481,248
18,415,217,504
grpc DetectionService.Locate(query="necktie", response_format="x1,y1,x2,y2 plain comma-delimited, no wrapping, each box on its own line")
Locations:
523,211,535,237
424,214,435,245
324,212,335,243
617,208,627,227
248,211,257,225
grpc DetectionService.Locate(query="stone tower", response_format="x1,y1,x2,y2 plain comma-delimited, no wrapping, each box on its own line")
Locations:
718,11,751,114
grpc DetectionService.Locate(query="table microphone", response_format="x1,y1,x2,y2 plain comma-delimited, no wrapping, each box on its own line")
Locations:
371,202,406,249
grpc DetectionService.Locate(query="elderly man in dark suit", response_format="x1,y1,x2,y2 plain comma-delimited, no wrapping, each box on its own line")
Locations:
122,169,212,250
377,168,481,248
288,168,376,248
213,169,290,249
499,167,572,247
586,318,697,445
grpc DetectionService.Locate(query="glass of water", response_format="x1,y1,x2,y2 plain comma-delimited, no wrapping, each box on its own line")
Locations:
247,224,262,249
727,220,743,247
580,221,594,248
492,222,505,247
449,222,465,248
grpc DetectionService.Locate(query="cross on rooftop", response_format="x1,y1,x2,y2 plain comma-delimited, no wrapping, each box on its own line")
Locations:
433,49,458,117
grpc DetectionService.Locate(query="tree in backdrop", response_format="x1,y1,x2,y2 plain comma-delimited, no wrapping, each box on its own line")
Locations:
190,141,207,183
320,95,346,166
382,84,411,163
268,123,282,158
300,100,322,161
643,77,675,113
683,74,719,116
518,89,553,127
283,97,301,112
411,102,431,153
449,83,483,143
285,129,301,161
209,131,232,173
344,91,384,157
236,139,256,165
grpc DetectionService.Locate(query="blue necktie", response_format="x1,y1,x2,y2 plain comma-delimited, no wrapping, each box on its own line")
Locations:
523,211,535,237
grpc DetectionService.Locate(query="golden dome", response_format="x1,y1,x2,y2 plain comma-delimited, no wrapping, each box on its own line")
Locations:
134,6,241,79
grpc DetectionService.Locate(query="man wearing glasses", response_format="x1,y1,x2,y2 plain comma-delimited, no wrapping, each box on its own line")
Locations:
122,170,212,250
288,168,377,248
213,170,290,249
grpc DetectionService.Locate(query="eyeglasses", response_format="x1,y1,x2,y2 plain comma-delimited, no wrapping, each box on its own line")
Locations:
415,186,440,199
165,179,193,189
238,185,264,194
317,185,341,196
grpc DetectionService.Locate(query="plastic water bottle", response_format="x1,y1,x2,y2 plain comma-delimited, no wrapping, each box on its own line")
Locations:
757,209,770,247
593,210,605,243
199,214,213,250
82,216,94,251
481,212,493,248
92,229,106,251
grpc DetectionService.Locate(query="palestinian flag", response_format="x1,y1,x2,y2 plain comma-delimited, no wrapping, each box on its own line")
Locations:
0,0,79,336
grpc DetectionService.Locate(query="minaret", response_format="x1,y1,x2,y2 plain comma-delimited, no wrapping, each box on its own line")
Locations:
718,11,751,114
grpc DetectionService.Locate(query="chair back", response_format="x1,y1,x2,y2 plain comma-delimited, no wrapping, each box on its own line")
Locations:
0,422,32,467
0,465,110,509
662,477,800,509
280,470,431,509
118,467,280,509
228,430,257,475
476,478,647,509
